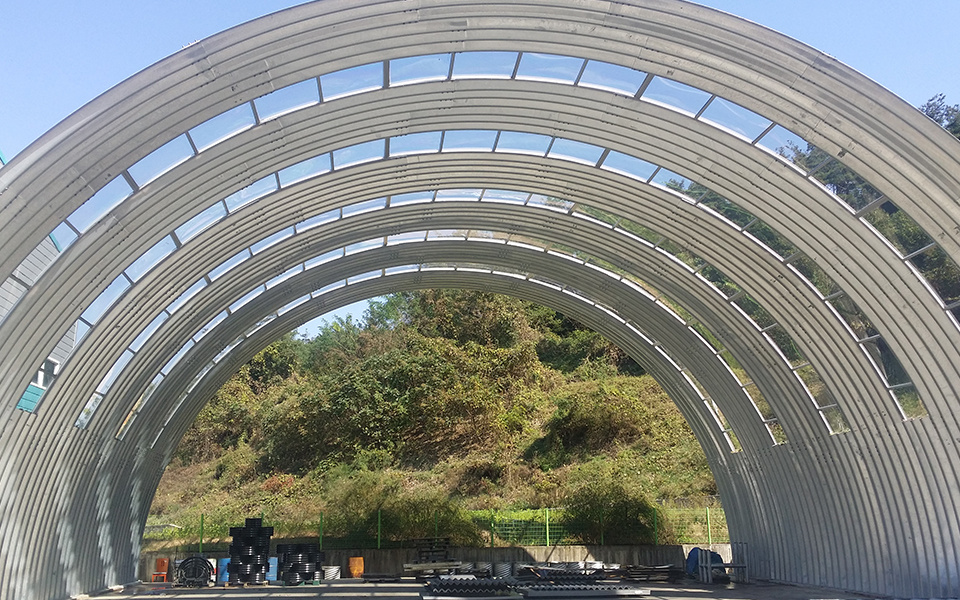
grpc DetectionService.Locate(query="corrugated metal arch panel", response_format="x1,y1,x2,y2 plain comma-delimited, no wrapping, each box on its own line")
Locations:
1,83,948,450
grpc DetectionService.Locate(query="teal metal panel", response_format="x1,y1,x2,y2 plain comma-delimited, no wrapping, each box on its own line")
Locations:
16,383,44,412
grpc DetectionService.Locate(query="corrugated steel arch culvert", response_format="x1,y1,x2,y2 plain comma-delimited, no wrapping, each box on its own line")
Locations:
0,1,959,597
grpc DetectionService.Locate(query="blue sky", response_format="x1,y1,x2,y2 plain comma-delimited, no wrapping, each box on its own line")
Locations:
2,0,957,335
2,1,957,160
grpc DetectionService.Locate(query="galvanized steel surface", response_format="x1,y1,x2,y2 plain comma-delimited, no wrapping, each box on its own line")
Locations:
0,1,959,598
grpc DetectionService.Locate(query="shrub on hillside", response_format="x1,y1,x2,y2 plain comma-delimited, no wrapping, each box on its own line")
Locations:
318,467,483,546
255,377,332,473
408,290,538,348
248,337,302,392
561,462,659,545
533,376,675,464
176,376,260,463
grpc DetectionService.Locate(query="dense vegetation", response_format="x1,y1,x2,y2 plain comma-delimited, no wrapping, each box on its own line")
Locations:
149,290,716,546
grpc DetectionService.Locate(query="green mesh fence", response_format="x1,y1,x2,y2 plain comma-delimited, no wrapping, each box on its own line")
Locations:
473,509,577,546
658,507,729,544
144,504,728,548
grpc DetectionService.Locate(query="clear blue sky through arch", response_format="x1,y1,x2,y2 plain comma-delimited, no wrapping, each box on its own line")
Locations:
1,0,957,333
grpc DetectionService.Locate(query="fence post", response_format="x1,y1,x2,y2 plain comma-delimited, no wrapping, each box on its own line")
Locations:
490,510,495,548
199,513,204,555
378,509,382,550
319,511,324,550
653,509,658,546
545,508,550,547
600,512,604,546
706,507,712,546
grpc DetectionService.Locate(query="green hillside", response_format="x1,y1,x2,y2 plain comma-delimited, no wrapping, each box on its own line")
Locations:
147,290,717,547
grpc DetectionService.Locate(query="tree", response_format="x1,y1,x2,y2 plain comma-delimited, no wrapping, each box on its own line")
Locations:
407,290,537,348
920,93,960,139
175,375,260,463
364,293,416,329
299,316,363,375
247,335,301,392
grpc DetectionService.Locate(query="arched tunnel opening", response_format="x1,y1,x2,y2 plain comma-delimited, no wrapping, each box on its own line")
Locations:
144,287,725,560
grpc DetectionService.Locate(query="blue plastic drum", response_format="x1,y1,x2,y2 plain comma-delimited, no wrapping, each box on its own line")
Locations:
266,557,278,581
217,558,230,583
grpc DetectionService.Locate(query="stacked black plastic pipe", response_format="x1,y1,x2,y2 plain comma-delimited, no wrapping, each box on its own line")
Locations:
277,542,323,585
227,518,273,585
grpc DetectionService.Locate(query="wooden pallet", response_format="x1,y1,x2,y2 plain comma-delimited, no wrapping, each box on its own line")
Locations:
411,537,454,563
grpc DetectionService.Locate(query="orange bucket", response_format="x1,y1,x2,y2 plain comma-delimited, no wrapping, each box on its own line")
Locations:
348,556,364,578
